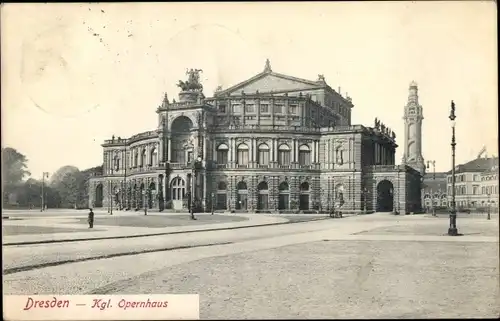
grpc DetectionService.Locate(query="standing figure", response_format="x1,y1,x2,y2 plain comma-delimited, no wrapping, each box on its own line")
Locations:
88,208,95,229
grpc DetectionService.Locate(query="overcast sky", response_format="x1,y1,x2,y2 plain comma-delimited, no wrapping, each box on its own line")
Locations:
1,1,497,179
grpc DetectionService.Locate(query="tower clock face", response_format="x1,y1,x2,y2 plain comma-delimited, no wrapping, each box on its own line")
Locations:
409,108,416,114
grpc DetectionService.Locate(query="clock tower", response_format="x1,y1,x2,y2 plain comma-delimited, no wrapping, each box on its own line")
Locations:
402,81,425,175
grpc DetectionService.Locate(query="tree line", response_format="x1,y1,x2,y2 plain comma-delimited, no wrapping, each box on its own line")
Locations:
2,147,102,209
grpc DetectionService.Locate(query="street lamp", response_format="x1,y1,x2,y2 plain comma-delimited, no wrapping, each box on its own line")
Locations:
143,188,148,216
448,100,459,236
190,156,204,220
487,190,491,220
427,160,436,216
211,192,215,215
107,167,114,215
40,172,49,212
363,188,368,214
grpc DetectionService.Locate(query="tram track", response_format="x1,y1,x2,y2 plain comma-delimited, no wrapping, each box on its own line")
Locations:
3,218,341,276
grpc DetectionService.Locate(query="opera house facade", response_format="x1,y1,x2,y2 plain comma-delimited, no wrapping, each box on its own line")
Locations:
89,60,422,214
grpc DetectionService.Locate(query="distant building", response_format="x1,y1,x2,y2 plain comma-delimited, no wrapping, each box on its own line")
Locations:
444,156,498,209
421,172,448,210
89,61,423,213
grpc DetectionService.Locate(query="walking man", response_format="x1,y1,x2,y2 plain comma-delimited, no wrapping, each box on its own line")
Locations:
88,208,95,229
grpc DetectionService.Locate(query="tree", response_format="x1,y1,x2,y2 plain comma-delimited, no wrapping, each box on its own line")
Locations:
49,165,79,185
2,147,31,185
49,165,102,209
53,170,85,208
2,147,31,206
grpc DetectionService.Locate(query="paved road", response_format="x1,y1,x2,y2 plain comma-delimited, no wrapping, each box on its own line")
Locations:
3,213,498,319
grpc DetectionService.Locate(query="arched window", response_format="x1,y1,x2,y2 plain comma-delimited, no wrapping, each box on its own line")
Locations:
141,149,147,167
257,181,269,210
134,152,139,168
258,144,270,166
217,144,229,164
278,144,291,166
150,147,158,166
237,144,249,166
278,182,290,210
114,155,120,171
298,145,311,166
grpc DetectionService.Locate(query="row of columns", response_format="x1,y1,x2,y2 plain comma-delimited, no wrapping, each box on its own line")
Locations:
104,143,161,175
219,97,306,127
373,141,395,165
214,138,320,164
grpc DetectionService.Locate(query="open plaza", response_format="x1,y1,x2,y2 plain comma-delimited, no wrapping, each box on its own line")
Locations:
3,209,499,319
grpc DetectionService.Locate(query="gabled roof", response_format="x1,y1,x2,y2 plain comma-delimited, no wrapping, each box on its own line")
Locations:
446,157,499,174
215,60,324,97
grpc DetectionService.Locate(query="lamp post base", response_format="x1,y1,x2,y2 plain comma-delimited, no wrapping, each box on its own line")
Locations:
447,227,459,236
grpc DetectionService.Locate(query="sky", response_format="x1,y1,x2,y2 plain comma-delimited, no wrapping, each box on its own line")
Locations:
1,1,497,180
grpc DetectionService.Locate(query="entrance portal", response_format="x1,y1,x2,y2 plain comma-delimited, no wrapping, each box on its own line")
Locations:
377,180,394,212
299,182,310,210
236,181,248,210
94,184,103,208
171,177,186,210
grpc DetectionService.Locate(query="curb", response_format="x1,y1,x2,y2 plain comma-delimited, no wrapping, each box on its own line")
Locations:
3,216,332,247
3,241,234,275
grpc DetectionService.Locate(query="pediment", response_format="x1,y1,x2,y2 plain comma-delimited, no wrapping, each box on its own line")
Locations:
219,72,322,96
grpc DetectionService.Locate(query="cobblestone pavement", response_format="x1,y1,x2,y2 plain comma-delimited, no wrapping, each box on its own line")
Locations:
3,213,499,319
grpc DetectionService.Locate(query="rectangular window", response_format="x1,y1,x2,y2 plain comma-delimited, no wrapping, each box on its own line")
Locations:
290,105,297,114
245,104,255,113
218,104,226,113
217,150,228,164
274,104,283,114
232,104,241,114
260,104,269,113
298,151,311,166
237,150,249,166
278,151,291,166
258,150,270,165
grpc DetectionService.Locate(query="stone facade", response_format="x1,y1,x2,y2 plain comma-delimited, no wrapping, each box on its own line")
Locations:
89,61,422,214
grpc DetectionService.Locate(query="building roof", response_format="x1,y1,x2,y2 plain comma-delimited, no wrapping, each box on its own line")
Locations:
422,172,447,192
215,60,353,105
447,157,499,174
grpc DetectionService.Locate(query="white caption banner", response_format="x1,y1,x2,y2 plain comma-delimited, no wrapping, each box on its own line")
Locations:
3,294,199,320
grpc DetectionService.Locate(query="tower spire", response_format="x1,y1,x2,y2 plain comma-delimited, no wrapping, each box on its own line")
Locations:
402,81,425,175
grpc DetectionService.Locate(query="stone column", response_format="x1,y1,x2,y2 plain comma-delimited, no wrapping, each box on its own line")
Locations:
312,141,316,163
167,136,171,162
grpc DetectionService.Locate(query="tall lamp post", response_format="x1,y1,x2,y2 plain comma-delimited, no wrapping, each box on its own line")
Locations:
108,168,114,215
190,156,204,220
487,190,491,220
448,100,458,236
40,172,49,212
427,160,436,216
362,188,368,214
211,192,215,215
143,187,148,216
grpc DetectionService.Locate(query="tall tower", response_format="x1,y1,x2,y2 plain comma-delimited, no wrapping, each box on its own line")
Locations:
402,81,425,175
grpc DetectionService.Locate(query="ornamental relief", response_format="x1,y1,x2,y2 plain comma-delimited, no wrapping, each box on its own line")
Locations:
235,138,251,145
278,139,292,145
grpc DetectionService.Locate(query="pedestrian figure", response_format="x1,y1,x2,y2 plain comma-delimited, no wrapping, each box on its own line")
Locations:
88,208,95,229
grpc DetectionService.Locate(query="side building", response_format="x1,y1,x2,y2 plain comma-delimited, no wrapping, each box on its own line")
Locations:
445,156,499,210
89,61,422,214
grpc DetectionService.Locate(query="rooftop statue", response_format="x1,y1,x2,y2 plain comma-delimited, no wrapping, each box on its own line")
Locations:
177,68,203,92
